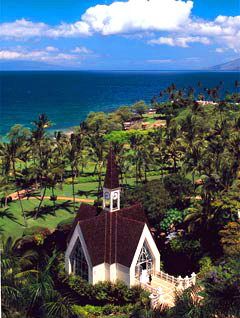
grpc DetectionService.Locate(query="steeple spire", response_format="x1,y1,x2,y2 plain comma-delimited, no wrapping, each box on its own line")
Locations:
103,145,120,212
104,145,119,189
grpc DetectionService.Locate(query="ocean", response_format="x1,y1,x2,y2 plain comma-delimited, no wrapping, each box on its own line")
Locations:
0,70,239,136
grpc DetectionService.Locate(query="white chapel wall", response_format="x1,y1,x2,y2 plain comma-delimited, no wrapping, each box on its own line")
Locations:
129,224,160,286
114,263,130,286
65,224,93,284
92,263,110,284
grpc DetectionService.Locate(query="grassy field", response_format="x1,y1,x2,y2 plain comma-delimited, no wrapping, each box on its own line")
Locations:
0,198,80,239
45,181,99,198
1,172,165,240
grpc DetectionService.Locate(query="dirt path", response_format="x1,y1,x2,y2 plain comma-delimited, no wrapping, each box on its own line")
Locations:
25,196,94,203
8,190,94,203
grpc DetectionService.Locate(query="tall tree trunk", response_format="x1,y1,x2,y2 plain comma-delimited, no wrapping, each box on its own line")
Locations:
5,196,8,208
52,186,56,216
72,168,76,213
97,164,102,208
135,161,138,184
12,161,28,227
34,185,47,219
144,164,147,183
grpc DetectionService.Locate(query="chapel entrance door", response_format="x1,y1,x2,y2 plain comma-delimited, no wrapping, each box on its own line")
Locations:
135,241,153,283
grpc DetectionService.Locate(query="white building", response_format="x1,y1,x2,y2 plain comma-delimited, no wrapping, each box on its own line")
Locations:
65,147,160,286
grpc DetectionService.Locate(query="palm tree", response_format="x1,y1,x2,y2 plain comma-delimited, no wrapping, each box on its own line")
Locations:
88,131,107,205
65,131,86,213
5,125,30,227
42,292,79,318
33,138,54,219
164,126,183,173
1,236,37,317
0,176,13,208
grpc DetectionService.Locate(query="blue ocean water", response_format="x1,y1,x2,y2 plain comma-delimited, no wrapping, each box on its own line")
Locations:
0,71,239,136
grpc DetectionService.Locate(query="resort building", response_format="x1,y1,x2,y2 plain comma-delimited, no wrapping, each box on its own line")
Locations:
65,146,160,286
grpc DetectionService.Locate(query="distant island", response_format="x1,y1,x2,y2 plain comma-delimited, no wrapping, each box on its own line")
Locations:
1,58,240,71
0,60,75,71
209,57,240,71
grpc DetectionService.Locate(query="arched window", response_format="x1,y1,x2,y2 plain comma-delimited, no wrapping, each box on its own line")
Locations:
135,241,153,279
70,238,88,281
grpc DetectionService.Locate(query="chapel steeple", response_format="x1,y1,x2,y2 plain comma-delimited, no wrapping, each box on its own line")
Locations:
103,145,121,212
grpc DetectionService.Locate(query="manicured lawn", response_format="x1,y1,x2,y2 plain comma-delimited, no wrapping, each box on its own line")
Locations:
45,181,99,198
0,198,80,239
0,172,163,240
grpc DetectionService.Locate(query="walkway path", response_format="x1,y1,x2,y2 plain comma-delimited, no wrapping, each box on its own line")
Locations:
139,276,176,307
151,275,176,307
8,190,94,203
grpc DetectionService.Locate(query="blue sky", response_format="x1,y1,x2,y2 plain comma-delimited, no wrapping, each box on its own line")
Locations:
0,0,239,70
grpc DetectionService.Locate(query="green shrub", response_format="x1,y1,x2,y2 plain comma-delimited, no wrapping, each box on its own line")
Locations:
66,276,146,307
102,303,116,315
72,305,88,317
69,276,93,299
159,208,188,232
83,304,102,315
198,256,213,280
23,226,49,236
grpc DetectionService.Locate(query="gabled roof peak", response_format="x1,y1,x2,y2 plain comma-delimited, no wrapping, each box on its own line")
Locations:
104,145,119,189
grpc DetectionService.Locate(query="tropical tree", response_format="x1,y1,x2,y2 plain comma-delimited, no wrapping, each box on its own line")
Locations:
5,125,30,227
219,221,240,257
131,100,148,117
65,130,86,213
26,251,57,317
201,258,240,317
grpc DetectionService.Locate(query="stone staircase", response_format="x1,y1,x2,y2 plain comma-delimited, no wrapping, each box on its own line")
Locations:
138,271,196,308
151,275,176,307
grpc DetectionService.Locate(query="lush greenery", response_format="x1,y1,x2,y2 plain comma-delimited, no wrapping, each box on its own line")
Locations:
1,83,240,317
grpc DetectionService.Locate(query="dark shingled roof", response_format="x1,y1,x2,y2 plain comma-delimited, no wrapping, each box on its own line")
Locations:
104,145,119,189
67,203,97,243
68,203,148,267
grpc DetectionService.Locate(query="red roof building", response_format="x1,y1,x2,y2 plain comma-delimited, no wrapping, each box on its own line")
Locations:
65,147,160,286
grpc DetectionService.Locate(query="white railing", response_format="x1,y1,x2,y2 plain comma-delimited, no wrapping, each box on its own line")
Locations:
136,280,163,308
155,271,197,289
156,271,178,285
137,280,158,295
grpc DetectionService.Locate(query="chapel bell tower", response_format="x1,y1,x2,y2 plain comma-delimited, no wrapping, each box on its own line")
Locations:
103,146,121,212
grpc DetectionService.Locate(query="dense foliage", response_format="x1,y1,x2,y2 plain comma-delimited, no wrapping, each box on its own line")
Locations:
1,85,240,317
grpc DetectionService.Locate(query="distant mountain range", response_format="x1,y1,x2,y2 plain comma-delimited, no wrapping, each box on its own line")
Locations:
209,58,240,71
1,58,240,71
0,60,75,71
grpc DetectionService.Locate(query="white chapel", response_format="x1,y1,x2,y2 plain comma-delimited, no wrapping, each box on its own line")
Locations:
65,146,160,286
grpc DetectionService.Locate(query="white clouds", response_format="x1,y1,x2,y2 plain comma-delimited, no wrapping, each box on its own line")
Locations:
0,0,193,38
71,46,93,54
147,59,174,63
46,21,91,37
148,36,210,47
0,49,47,60
46,46,58,52
216,48,224,53
0,19,49,38
0,45,95,64
0,49,75,62
82,0,193,35
147,13,240,51
0,1,239,54
0,18,91,39
186,15,240,52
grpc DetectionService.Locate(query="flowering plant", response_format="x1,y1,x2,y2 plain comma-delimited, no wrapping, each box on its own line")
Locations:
33,228,51,245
